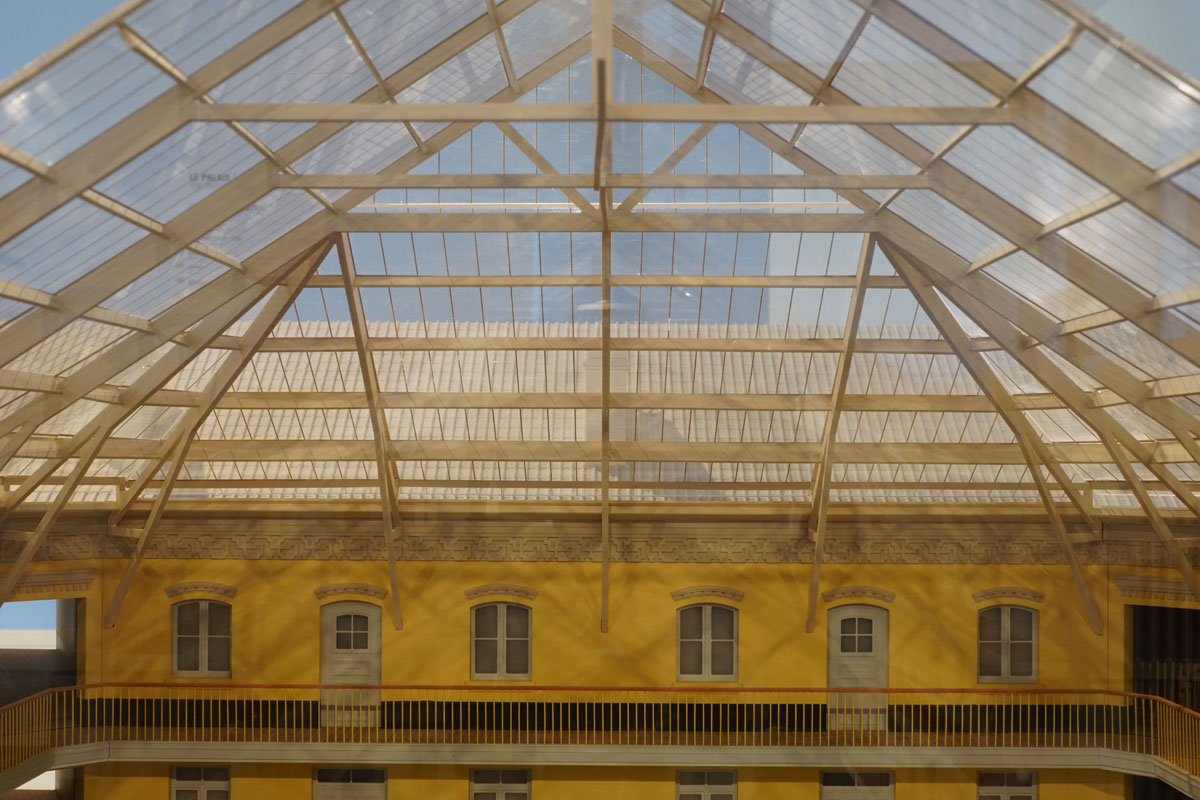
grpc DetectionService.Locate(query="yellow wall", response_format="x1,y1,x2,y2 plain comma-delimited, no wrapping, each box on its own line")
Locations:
80,763,1126,799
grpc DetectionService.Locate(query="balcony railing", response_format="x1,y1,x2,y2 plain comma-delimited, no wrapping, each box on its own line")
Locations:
1,684,1198,779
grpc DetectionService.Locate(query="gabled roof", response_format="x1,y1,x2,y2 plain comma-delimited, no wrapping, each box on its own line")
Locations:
0,0,1199,619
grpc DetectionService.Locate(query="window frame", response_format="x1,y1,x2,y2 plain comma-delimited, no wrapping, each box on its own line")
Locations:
470,602,532,681
676,769,737,800
676,602,738,682
170,765,230,800
977,771,1037,800
469,768,530,800
172,600,232,678
977,605,1038,684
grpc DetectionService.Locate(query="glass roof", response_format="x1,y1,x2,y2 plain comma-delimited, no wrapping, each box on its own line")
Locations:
0,0,1197,527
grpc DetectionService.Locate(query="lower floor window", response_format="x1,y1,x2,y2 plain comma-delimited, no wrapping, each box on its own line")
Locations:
979,772,1037,800
171,766,229,800
676,770,736,800
470,769,529,800
820,772,893,798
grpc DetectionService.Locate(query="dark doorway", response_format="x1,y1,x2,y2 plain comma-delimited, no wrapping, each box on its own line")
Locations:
1130,604,1200,710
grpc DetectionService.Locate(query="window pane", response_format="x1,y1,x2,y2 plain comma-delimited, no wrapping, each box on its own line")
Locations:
205,791,229,800
710,606,734,639
352,632,368,650
1008,773,1035,787
352,769,386,783
475,605,498,638
1010,643,1034,677
177,602,200,635
177,636,200,671
473,795,497,800
979,795,1002,800
707,771,735,785
1010,608,1034,641
207,636,231,673
203,768,229,782
821,772,855,786
711,641,734,675
979,608,1002,641
678,795,702,800
680,641,704,674
857,634,873,654
206,603,230,636
858,618,872,635
680,606,703,639
336,615,352,632
506,638,530,674
677,771,706,785
336,632,352,650
353,614,368,632
840,618,855,635
317,769,351,782
174,767,203,782
711,795,734,800
473,770,501,784
503,794,527,800
174,791,199,800
978,774,1006,787
979,642,1002,676
475,638,498,673
841,635,857,653
505,604,530,638
859,772,891,786
500,770,528,784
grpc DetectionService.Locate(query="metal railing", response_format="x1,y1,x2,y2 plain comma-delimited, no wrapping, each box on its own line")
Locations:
1,684,1198,778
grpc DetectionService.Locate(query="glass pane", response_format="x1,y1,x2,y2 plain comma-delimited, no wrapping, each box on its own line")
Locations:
174,767,203,782
500,770,528,784
352,769,386,783
841,635,857,653
678,795,702,800
473,770,501,784
979,608,1002,641
857,635,873,654
859,773,891,786
475,604,498,638
1012,795,1034,800
475,638,498,674
1008,773,1035,787
977,774,1006,787
680,606,703,639
979,642,1002,676
1010,608,1034,641
352,632,368,650
336,632,352,650
177,636,200,671
203,768,229,782
1010,643,1034,677
473,795,497,800
680,641,704,675
711,641,734,675
336,614,352,632
316,769,351,782
506,604,530,638
858,618,873,634
206,603,230,636
504,794,528,800
205,791,229,800
840,618,856,635
177,602,200,635
710,606,735,639
979,795,1002,800
821,772,855,786
707,771,735,785
677,771,706,786
207,636,231,673
353,614,369,632
174,791,199,800
711,795,733,800
505,639,530,675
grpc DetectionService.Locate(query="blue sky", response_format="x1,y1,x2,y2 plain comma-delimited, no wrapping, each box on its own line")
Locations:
0,599,56,630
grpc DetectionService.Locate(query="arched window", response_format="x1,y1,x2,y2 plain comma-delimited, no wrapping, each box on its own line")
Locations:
472,602,531,680
978,605,1037,682
677,603,737,681
173,600,231,677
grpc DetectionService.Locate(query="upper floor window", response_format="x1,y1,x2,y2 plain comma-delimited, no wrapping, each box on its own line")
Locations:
978,772,1036,800
174,600,231,677
334,612,370,651
171,766,229,800
978,605,1036,682
678,603,737,681
472,603,531,680
820,772,893,798
470,769,529,800
677,770,736,800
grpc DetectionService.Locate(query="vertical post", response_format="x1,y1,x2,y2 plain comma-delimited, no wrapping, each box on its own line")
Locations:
595,0,614,633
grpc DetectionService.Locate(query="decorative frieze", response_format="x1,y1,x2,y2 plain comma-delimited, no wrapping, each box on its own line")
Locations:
671,586,745,603
972,587,1046,604
822,586,895,604
0,568,96,595
465,584,538,601
314,583,387,600
165,582,237,599
1114,575,1197,603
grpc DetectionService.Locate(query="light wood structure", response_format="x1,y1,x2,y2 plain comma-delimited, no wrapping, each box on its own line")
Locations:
0,0,1198,626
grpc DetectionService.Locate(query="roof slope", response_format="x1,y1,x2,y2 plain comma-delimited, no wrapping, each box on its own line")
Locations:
0,0,1198,617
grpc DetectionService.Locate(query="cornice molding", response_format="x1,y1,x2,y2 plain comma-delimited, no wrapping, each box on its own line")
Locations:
822,586,895,604
465,584,538,601
1114,575,1196,603
972,586,1045,604
165,582,237,599
1,568,96,596
671,585,745,603
314,583,387,600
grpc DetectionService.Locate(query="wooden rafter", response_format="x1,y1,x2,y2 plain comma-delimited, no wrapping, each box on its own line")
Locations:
692,0,725,92
883,241,1104,633
339,233,405,630
804,233,874,634
614,122,715,214
494,122,600,218
595,0,614,634
100,240,333,627
787,9,870,147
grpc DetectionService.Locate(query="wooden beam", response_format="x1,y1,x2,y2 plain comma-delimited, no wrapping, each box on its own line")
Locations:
615,122,715,214
493,122,599,218
884,241,1104,634
280,172,934,190
806,234,873,633
336,211,876,233
301,273,911,289
101,240,333,627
